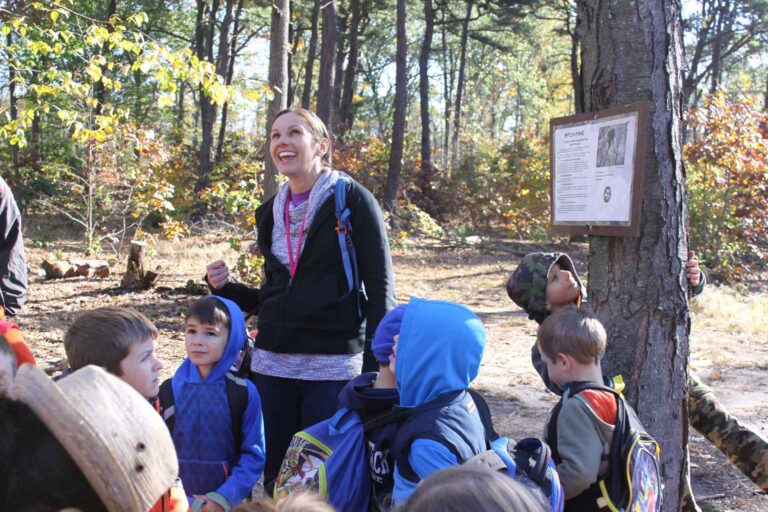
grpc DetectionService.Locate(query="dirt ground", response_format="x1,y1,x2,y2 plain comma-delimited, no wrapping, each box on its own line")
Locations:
18,227,768,511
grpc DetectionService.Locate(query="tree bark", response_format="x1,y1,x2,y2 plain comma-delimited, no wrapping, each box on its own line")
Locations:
302,0,321,109
579,0,689,508
419,0,435,180
216,0,245,164
332,5,348,123
193,0,221,197
317,0,338,137
264,0,290,200
450,0,473,173
440,9,454,171
338,0,362,137
383,0,408,225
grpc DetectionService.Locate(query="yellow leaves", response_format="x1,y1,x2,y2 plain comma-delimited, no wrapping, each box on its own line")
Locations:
85,64,102,82
157,95,175,108
50,10,59,22
1,26,10,37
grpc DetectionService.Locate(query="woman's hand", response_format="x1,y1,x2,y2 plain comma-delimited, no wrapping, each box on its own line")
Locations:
206,260,231,289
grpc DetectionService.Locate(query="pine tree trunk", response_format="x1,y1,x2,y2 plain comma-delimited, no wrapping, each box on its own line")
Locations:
338,0,362,137
419,0,435,179
383,0,407,224
264,0,290,200
579,0,689,507
317,0,338,137
216,0,245,164
302,0,321,109
450,0,472,173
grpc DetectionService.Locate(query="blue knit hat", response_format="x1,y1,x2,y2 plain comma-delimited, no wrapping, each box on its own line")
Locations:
371,304,408,363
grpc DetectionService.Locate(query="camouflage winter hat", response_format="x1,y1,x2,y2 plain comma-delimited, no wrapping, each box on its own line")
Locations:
506,252,586,324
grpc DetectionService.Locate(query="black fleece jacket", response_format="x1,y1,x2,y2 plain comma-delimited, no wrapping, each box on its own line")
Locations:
211,180,396,372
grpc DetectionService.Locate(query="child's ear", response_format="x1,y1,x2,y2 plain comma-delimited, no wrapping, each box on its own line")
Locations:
556,353,572,371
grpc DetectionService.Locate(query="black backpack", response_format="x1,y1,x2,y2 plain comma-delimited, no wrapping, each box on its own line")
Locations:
157,372,249,448
547,382,662,512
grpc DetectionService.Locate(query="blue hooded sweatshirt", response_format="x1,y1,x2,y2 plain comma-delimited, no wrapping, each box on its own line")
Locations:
392,297,487,504
171,296,266,508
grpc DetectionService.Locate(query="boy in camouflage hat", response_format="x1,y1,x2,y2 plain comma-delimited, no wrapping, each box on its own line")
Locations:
506,252,586,393
509,251,767,510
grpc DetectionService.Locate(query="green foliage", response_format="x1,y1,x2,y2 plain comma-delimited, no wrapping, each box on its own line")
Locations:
685,89,768,281
0,0,230,252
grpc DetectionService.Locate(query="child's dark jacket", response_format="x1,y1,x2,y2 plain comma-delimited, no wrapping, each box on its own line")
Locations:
170,297,265,508
337,372,400,507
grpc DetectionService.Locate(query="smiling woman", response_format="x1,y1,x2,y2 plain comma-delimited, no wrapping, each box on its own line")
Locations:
205,108,397,492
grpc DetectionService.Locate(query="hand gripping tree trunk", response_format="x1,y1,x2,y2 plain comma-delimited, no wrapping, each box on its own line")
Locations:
578,0,689,509
263,0,290,200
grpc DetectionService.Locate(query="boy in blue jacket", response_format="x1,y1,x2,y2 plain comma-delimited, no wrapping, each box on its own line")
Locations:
390,297,487,505
167,296,266,512
338,304,405,508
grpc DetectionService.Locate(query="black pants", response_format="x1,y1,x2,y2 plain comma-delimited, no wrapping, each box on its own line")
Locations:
251,373,348,494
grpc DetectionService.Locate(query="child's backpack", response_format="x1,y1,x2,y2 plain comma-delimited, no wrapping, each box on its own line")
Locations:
466,436,564,512
157,372,249,449
274,406,401,511
548,382,663,512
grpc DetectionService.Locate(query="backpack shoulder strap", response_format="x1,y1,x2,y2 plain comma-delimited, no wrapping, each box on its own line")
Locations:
547,381,616,463
158,378,175,433
362,407,406,432
225,372,250,448
334,178,362,316
468,389,499,444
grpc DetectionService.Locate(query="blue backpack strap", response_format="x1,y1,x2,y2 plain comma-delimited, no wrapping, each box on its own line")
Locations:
158,378,175,433
225,372,250,449
334,178,362,317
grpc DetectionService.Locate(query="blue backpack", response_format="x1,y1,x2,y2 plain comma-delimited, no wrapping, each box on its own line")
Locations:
466,436,564,512
334,177,364,317
274,406,401,510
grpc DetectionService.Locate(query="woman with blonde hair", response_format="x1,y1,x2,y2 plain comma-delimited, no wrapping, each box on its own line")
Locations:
206,108,396,492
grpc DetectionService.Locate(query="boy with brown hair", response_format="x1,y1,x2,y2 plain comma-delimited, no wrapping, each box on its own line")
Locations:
537,306,617,508
161,296,265,512
64,306,164,399
63,306,187,512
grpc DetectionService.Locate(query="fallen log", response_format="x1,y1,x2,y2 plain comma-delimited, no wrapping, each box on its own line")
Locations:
41,259,110,280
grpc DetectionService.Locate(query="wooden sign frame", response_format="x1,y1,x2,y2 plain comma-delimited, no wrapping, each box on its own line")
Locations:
549,102,648,237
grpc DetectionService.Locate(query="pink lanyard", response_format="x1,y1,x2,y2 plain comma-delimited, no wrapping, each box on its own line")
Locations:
285,193,310,279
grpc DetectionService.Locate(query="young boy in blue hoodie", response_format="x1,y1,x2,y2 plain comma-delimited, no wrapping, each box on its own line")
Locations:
390,297,487,505
166,296,266,512
339,304,405,508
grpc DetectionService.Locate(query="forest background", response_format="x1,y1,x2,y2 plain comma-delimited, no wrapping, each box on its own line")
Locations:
2,1,768,509
0,0,767,284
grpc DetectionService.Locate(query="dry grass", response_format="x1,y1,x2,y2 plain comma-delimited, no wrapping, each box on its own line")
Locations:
690,285,768,371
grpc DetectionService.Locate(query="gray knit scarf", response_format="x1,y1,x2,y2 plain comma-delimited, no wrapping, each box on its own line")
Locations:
271,168,341,270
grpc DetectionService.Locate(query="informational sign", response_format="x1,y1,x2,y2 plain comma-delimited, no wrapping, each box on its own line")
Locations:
550,103,648,237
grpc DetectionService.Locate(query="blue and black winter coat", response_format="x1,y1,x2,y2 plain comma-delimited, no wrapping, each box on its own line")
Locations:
391,297,488,504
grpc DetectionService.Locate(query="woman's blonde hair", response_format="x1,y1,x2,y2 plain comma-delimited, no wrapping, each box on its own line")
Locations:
271,108,332,166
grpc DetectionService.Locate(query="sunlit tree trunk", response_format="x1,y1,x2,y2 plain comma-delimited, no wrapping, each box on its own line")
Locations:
317,0,338,137
301,0,321,109
450,0,472,173
264,0,290,200
383,0,407,225
580,0,689,507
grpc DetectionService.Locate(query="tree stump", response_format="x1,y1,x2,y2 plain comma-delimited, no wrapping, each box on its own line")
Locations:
120,241,159,290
